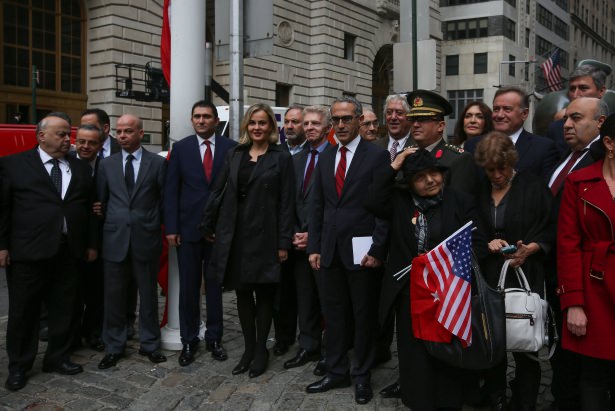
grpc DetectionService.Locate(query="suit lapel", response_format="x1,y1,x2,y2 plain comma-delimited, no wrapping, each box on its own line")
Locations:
188,135,207,183
340,138,367,200
515,130,531,166
211,135,227,184
26,148,62,198
133,149,152,199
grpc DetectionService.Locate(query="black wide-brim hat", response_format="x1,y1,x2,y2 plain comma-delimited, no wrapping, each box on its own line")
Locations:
406,89,453,119
402,148,448,182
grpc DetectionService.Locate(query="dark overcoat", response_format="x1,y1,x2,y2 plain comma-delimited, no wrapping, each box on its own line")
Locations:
366,164,487,410
201,143,295,285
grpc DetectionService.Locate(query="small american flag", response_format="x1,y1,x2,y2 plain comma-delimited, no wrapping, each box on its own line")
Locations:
541,49,562,92
423,221,473,346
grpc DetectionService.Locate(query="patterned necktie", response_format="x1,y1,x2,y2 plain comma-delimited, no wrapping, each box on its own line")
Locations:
550,150,584,195
98,147,105,159
50,158,62,195
303,149,318,195
203,140,213,183
335,146,348,198
389,140,399,162
125,154,135,195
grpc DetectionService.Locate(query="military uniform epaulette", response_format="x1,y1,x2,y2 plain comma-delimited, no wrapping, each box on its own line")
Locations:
443,143,464,154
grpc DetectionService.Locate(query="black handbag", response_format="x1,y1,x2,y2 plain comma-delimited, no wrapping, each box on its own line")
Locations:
424,253,506,370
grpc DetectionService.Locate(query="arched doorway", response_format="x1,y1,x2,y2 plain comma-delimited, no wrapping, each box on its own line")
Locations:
0,0,87,124
372,44,394,130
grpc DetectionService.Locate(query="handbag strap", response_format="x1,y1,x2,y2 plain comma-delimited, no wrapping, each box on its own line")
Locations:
525,303,560,362
496,259,532,291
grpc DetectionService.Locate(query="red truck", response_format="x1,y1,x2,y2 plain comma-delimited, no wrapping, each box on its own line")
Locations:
0,124,77,156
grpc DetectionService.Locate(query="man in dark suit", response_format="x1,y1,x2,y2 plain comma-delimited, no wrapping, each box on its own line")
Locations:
283,105,330,373
306,96,389,405
546,97,608,411
359,109,379,141
80,108,137,339
273,105,306,357
545,61,611,156
0,112,98,391
164,101,236,366
71,124,106,351
374,94,413,157
96,114,167,369
465,86,558,180
81,108,121,159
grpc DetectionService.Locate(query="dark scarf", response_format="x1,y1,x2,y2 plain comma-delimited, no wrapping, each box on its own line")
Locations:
412,191,443,253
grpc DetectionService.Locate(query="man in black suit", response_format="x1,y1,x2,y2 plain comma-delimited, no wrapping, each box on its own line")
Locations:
81,108,137,340
0,112,98,391
273,105,306,357
546,97,608,411
466,87,558,180
283,105,330,373
164,101,236,366
545,61,611,156
374,94,413,157
81,108,121,159
71,124,106,351
306,96,389,405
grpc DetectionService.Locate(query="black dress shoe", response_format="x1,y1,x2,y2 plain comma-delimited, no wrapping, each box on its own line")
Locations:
98,353,123,369
306,375,351,393
284,348,320,369
138,349,167,364
273,341,289,356
379,381,401,398
313,358,327,376
249,348,269,378
179,343,198,366
206,340,228,361
355,383,373,404
4,372,27,391
42,360,83,375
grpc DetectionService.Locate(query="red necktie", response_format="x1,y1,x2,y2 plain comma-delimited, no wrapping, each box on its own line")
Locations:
335,146,348,198
550,150,584,195
203,140,213,183
303,149,318,196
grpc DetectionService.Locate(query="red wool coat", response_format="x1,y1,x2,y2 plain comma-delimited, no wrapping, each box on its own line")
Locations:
557,160,615,360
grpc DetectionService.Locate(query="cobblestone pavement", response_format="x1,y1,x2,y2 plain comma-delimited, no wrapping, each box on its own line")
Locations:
0,290,555,410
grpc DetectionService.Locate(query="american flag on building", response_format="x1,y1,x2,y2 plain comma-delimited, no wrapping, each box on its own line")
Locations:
410,221,473,347
541,48,562,92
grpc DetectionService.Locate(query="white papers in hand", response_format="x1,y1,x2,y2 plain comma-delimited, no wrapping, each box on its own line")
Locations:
352,236,373,265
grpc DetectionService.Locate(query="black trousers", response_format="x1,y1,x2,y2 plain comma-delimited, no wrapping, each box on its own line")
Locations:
580,355,615,411
293,251,323,352
6,241,79,373
320,251,378,383
273,253,298,346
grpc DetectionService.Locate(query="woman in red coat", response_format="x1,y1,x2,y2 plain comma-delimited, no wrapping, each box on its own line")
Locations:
557,113,615,411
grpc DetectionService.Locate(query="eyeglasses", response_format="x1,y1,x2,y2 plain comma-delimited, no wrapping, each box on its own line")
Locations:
361,120,379,127
331,115,358,125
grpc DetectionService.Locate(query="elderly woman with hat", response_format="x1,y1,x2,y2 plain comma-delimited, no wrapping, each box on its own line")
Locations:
367,147,487,411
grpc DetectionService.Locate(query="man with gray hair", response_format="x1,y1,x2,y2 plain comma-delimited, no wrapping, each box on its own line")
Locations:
306,96,389,404
282,104,307,155
546,60,612,155
374,95,413,160
283,105,332,374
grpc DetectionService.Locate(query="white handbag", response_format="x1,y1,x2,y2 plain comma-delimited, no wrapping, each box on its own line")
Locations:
497,260,551,354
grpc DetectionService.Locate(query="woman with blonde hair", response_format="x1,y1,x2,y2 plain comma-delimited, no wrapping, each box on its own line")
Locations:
201,103,295,378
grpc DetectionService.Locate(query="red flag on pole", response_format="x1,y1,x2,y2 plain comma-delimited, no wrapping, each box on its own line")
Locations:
161,0,171,86
410,221,473,347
